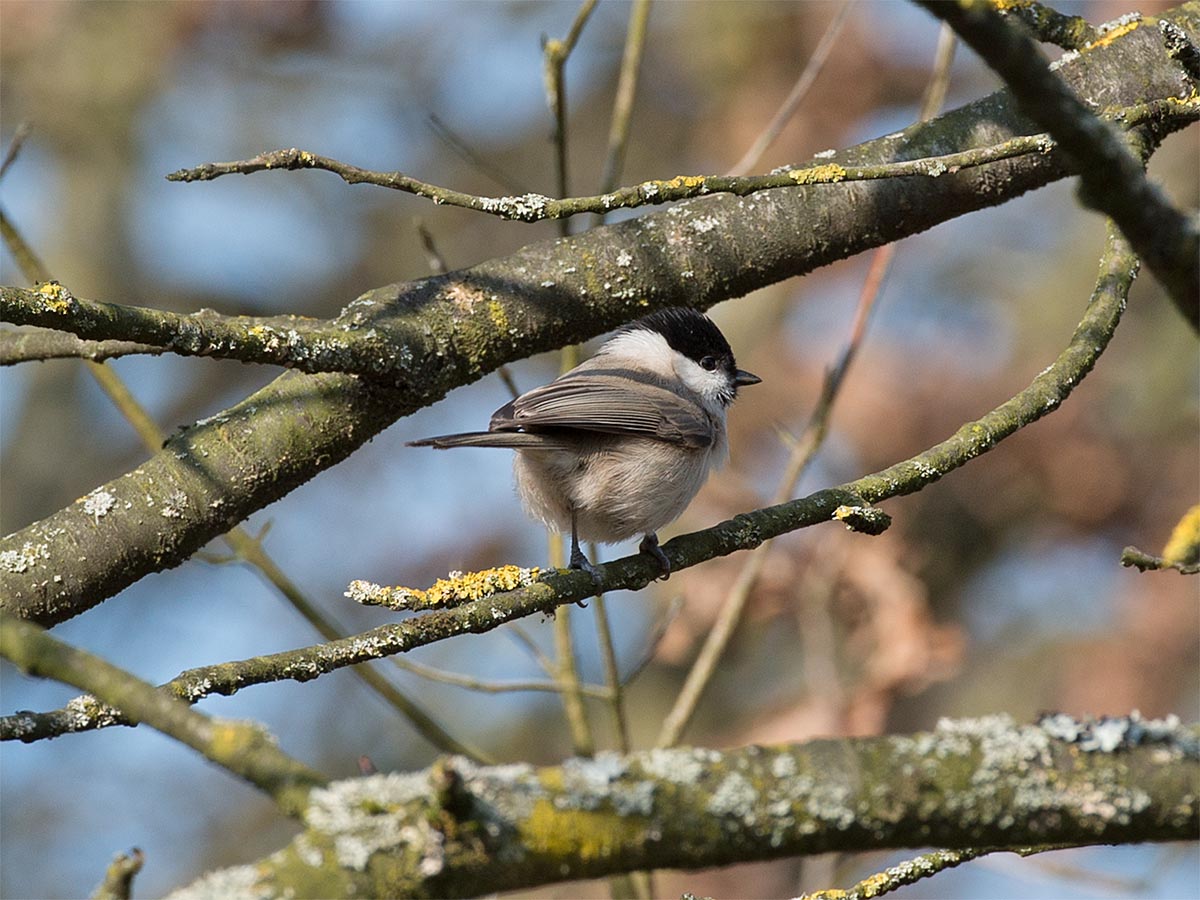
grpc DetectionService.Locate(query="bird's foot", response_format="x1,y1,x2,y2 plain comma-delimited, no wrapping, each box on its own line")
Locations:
639,533,671,580
569,543,604,594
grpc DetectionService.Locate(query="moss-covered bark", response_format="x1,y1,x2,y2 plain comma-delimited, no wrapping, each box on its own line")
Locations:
169,715,1200,899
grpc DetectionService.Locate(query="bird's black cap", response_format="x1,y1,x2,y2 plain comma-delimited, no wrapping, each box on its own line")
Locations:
621,306,733,364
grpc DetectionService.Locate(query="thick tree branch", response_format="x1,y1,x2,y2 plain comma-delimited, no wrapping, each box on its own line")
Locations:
0,10,1191,627
167,714,1200,898
23,110,1200,377
2,223,1137,739
919,1,1199,329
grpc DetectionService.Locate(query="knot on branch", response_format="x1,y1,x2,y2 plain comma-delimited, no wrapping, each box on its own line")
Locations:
832,503,892,536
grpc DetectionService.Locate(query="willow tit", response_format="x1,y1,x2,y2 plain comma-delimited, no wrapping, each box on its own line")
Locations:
409,307,760,582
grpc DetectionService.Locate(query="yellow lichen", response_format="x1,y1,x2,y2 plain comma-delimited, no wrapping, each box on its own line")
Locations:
1087,18,1140,48
523,798,631,861
789,164,847,185
37,280,72,313
1161,504,1200,567
662,174,707,192
351,565,541,610
487,299,509,332
856,872,894,898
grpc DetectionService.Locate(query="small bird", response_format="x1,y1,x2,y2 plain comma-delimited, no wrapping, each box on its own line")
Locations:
409,307,760,582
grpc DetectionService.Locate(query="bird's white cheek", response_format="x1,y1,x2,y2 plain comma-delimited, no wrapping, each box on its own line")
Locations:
674,357,732,405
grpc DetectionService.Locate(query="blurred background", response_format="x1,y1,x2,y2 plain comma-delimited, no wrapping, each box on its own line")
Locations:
1,1,1196,897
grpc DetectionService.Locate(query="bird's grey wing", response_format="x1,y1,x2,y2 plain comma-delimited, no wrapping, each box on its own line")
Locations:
490,372,713,448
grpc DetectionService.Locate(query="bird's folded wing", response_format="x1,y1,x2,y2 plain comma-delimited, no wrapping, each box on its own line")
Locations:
489,373,712,449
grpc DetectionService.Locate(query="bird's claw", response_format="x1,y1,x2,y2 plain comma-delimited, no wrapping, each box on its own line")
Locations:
639,533,671,580
569,545,604,594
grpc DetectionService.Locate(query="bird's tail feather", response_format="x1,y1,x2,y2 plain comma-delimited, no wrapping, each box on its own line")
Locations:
407,431,565,450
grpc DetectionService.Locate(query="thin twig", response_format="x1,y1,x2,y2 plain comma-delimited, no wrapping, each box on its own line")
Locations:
506,624,560,678
543,0,600,758
543,0,599,230
392,653,613,700
591,593,630,751
161,94,1195,225
621,594,684,686
0,121,33,182
596,0,652,197
426,113,524,194
728,2,855,176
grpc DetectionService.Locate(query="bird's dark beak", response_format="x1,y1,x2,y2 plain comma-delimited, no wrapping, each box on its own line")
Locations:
734,369,762,387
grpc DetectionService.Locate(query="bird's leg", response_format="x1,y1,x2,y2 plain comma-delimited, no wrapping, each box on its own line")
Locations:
568,508,603,588
639,532,671,580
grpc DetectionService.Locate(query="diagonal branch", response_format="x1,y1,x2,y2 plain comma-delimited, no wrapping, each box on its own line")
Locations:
0,612,325,816
918,0,1199,329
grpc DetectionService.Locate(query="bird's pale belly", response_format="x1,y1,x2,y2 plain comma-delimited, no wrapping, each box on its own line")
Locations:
512,436,715,544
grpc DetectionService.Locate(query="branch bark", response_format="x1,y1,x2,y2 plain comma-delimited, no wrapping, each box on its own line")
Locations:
167,714,1200,899
1,5,1194,626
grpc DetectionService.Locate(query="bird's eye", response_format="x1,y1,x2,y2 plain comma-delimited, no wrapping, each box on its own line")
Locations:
699,356,719,371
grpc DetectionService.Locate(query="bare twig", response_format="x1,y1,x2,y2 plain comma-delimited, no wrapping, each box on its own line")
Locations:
161,94,1195,227
596,0,652,196
0,121,33,182
391,653,612,699
425,113,524,193
543,0,601,758
728,2,855,176
992,0,1097,50
90,848,144,900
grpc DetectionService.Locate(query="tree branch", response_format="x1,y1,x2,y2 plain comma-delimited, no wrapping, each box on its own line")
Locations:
1,9,1191,627
0,327,163,364
992,0,1098,50
918,1,1199,330
166,714,1200,898
0,612,325,815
